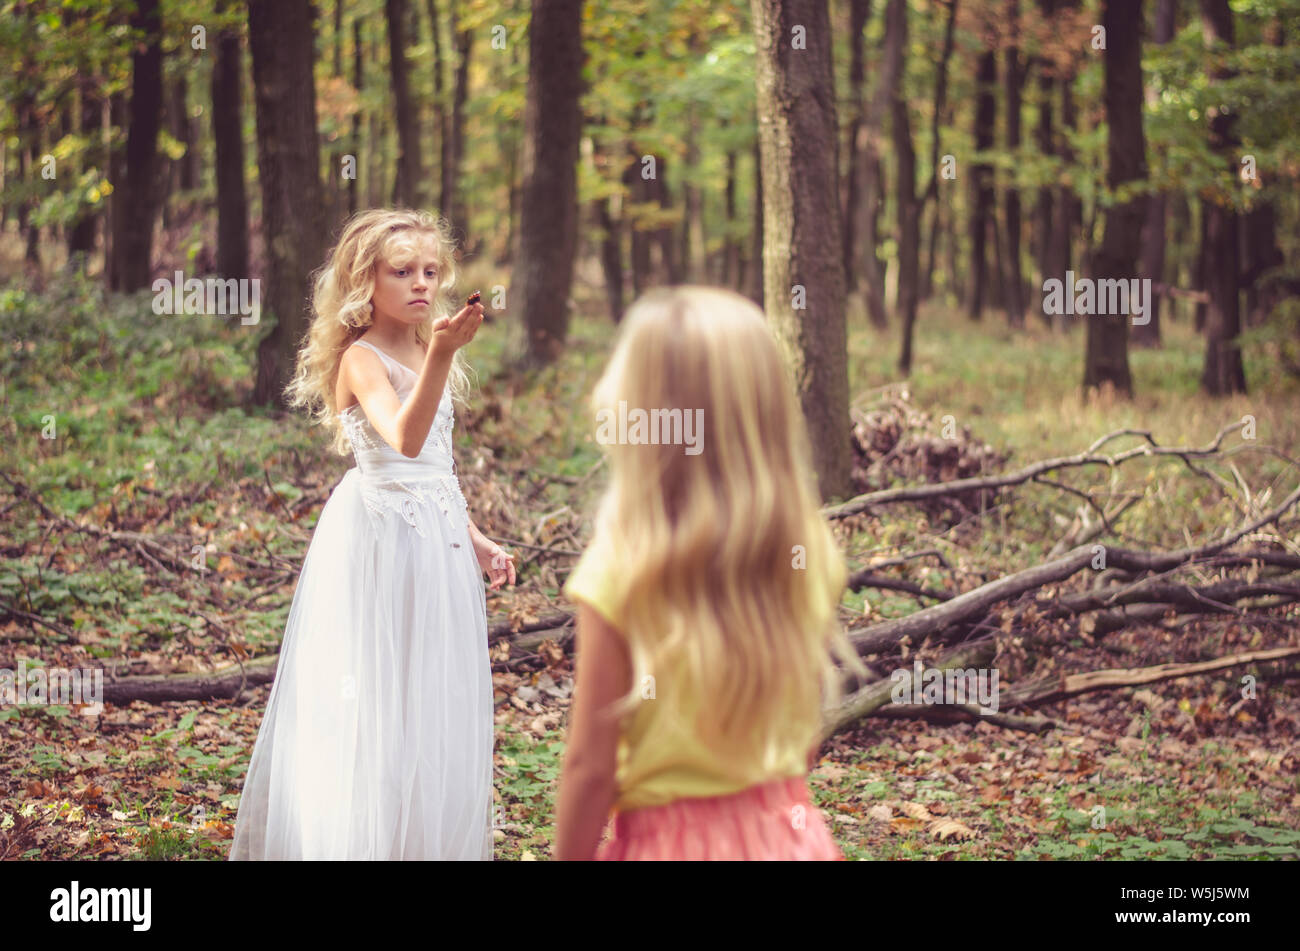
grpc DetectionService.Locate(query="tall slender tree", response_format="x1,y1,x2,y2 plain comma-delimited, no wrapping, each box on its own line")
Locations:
1240,15,1284,331
889,0,922,372
1135,0,1176,347
117,0,163,291
1002,0,1025,327
350,15,363,217
920,0,958,304
1083,0,1146,397
516,0,584,367
248,0,329,406
386,0,424,207
967,46,997,321
842,0,872,292
211,0,249,279
442,2,471,234
1045,0,1081,333
845,0,890,329
1198,0,1246,394
750,0,851,501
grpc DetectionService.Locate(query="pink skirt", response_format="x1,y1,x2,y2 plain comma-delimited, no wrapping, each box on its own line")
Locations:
595,775,843,861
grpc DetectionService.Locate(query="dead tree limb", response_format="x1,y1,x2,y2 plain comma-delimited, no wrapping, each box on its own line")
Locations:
873,703,1063,734
825,420,1259,519
820,640,997,742
847,484,1300,654
1001,646,1300,708
100,655,279,704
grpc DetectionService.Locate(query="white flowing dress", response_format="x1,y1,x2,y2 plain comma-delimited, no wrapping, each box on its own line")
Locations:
230,338,494,860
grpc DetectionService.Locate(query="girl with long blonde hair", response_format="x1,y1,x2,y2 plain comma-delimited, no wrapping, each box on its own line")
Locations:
556,285,866,860
231,208,514,861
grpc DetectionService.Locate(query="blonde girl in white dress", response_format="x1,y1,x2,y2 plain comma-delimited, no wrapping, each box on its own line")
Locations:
230,208,515,860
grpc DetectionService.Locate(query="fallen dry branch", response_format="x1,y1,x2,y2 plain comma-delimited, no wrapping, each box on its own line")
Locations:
820,640,998,742
846,484,1300,655
846,569,954,602
1001,646,1300,708
824,420,1258,519
1043,577,1300,619
88,617,578,704
820,643,1300,741
100,655,278,704
873,703,1062,734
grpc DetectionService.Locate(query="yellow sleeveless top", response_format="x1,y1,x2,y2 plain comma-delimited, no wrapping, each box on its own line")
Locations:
562,537,832,813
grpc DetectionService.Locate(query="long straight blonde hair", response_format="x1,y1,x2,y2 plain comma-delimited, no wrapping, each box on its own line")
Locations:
285,208,473,454
588,286,866,768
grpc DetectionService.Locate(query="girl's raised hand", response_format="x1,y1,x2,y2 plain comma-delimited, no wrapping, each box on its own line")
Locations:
431,294,485,356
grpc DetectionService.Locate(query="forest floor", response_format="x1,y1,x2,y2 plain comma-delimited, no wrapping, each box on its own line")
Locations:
1,268,1297,860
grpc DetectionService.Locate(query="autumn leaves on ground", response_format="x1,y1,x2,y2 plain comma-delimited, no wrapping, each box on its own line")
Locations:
2,278,1298,860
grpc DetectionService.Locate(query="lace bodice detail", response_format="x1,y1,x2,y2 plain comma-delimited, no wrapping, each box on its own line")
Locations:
339,339,469,542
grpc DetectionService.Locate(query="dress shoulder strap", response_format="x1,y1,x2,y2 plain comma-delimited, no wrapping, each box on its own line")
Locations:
350,338,387,362
350,338,416,380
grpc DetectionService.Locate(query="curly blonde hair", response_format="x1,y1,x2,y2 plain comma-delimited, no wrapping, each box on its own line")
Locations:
285,208,474,455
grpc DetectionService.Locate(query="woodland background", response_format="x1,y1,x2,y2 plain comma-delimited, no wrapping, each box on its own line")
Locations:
0,0,1298,860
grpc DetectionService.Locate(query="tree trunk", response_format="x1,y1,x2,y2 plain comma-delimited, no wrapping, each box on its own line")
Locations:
724,150,740,289
516,0,584,367
1239,16,1285,330
106,91,126,290
650,155,681,284
1198,0,1247,394
211,7,249,280
1082,0,1145,397
17,70,40,270
427,0,446,213
1048,2,1079,333
747,135,764,307
1194,206,1208,331
1001,0,1025,327
248,0,330,407
67,79,102,262
20,110,42,269
350,15,363,217
328,0,347,226
1243,202,1283,327
1134,0,1176,347
750,0,852,502
859,153,888,328
919,0,958,305
889,0,921,374
841,0,871,294
967,49,996,320
682,99,703,282
1032,0,1056,326
117,0,163,291
173,75,198,192
850,0,891,329
443,4,471,234
385,0,424,207
624,136,652,296
591,125,624,322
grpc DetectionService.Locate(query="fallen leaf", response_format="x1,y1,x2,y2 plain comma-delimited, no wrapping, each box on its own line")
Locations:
929,818,977,841
867,804,893,823
900,801,935,821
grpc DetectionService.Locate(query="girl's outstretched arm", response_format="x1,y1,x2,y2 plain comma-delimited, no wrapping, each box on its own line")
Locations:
339,302,482,457
555,603,631,860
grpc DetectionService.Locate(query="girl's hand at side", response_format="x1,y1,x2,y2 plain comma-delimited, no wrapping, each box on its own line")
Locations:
473,537,516,591
468,521,515,590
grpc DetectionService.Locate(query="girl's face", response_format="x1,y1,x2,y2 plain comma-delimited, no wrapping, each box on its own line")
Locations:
370,233,440,326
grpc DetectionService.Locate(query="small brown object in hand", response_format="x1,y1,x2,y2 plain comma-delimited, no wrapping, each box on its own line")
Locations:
467,290,481,306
